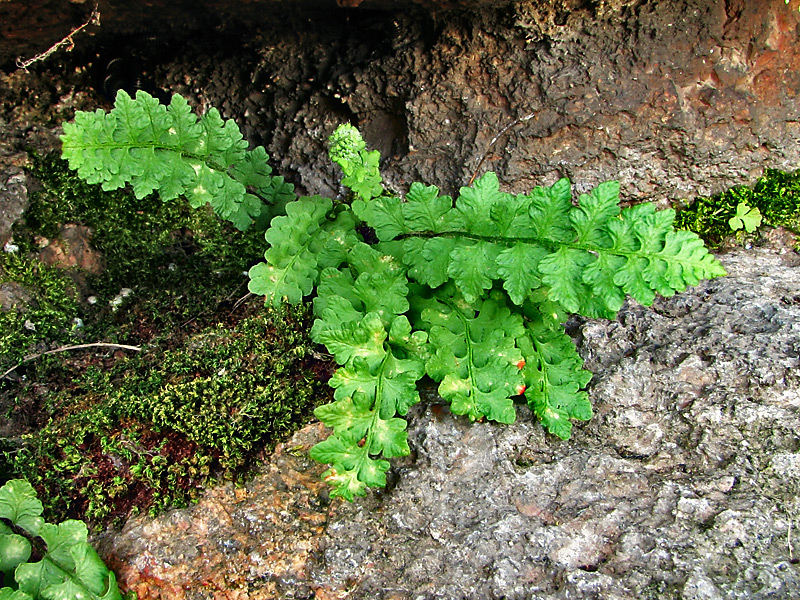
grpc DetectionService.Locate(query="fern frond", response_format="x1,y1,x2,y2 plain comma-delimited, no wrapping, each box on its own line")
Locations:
366,173,726,317
247,196,358,306
60,90,292,230
517,305,593,440
419,288,524,424
328,124,383,202
308,243,426,500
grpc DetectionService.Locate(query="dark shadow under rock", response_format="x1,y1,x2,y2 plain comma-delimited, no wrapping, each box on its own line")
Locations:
95,247,800,600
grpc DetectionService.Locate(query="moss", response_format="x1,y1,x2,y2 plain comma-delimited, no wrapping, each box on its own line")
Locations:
0,252,81,369
8,305,330,528
19,151,267,339
674,168,800,247
2,150,335,527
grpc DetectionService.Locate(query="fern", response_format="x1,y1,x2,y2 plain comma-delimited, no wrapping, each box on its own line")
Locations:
0,480,122,600
61,90,295,230
366,174,724,317
60,95,726,500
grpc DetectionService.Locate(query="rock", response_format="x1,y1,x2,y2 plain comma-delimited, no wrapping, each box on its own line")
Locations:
0,0,508,70
37,223,105,274
0,281,33,312
96,247,800,599
3,1,800,204
94,423,332,600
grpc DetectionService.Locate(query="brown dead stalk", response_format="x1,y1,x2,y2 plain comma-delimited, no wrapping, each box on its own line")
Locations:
15,3,101,71
2,342,141,380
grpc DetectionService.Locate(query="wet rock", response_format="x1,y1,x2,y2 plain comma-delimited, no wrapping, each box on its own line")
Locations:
37,223,105,274
97,247,800,599
93,423,332,600
0,116,30,248
0,168,27,249
0,281,33,312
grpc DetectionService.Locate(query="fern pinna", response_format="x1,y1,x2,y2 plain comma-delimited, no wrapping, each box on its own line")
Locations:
61,92,726,501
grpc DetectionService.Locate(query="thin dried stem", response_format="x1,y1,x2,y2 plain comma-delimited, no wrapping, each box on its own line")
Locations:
468,113,536,186
2,342,141,380
15,3,101,71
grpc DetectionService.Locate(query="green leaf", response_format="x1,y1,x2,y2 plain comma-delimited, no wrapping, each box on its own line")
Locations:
314,391,375,443
525,178,573,242
248,196,357,306
447,242,500,304
728,202,762,233
403,183,455,232
571,181,621,246
60,90,270,230
367,196,406,241
0,481,44,537
519,315,593,440
454,172,510,235
538,248,595,314
0,533,31,574
401,237,458,288
421,290,523,424
313,313,388,370
495,243,547,305
370,417,411,458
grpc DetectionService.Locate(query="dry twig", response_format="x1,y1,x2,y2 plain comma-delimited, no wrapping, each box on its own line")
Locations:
15,3,101,71
468,113,536,186
1,342,141,380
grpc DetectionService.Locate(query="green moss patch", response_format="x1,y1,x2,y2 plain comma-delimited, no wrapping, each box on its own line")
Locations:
674,168,800,247
7,306,328,527
2,152,332,527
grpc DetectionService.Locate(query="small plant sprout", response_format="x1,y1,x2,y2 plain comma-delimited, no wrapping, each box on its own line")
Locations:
728,201,763,233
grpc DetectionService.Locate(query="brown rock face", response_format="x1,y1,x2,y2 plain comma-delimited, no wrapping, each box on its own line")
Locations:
2,1,799,205
37,223,104,274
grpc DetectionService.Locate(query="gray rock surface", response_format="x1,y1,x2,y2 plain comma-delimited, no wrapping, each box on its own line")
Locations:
97,248,800,599
312,248,800,599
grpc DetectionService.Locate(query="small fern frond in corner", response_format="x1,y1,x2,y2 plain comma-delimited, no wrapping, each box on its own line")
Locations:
0,479,123,600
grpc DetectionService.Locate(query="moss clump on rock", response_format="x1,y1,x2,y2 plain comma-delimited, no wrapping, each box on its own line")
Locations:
674,168,800,247
2,151,331,527
8,305,328,527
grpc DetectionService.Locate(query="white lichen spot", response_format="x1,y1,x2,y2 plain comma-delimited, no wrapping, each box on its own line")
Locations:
110,288,133,310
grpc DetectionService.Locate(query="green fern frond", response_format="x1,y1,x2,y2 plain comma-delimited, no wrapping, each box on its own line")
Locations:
419,288,524,424
60,90,294,230
247,196,358,305
366,172,726,318
0,480,122,600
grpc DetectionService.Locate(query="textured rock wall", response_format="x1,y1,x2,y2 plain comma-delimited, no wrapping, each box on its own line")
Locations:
2,1,799,206
126,0,800,203
95,248,800,599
